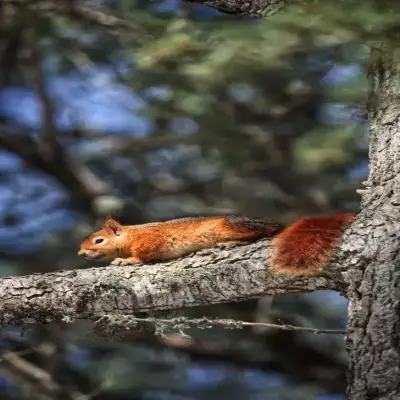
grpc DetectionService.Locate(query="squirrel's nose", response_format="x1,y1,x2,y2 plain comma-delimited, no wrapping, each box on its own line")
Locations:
78,250,86,257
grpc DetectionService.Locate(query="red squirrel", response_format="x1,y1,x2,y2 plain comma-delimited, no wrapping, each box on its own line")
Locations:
78,212,356,275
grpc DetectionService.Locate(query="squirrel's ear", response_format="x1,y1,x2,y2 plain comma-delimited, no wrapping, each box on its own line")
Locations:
104,216,122,236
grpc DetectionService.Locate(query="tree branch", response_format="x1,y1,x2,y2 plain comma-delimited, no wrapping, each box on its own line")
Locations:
183,0,285,17
0,240,339,330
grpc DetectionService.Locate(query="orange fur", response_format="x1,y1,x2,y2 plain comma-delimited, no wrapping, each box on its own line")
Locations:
78,212,356,274
78,215,284,266
269,212,356,274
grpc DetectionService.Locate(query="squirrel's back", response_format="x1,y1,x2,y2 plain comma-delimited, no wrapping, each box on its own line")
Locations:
133,215,284,261
78,215,284,264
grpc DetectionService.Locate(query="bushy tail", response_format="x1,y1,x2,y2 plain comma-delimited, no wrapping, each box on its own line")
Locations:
269,212,356,274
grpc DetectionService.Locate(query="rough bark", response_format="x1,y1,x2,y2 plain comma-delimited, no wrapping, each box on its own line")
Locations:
0,240,337,329
337,46,400,400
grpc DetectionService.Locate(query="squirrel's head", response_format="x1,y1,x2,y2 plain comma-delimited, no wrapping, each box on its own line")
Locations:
78,217,126,261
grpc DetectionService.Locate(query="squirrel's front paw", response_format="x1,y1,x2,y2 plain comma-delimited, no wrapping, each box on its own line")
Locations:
111,258,136,266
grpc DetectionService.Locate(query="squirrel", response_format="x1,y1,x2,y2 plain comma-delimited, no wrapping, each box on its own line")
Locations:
78,212,356,275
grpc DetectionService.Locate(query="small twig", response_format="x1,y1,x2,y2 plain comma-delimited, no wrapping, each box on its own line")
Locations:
98,315,347,335
0,348,34,363
1,350,61,393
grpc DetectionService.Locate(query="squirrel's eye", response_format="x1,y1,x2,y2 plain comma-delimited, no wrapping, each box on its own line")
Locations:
95,238,104,244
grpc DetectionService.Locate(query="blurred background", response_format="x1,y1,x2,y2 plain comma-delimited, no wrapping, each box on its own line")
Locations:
1,0,386,398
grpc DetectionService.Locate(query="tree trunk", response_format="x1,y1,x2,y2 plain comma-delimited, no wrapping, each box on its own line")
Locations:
344,45,400,400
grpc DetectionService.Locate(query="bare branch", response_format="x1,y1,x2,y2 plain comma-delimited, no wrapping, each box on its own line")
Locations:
183,0,286,17
96,314,347,335
0,240,340,330
0,350,89,400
